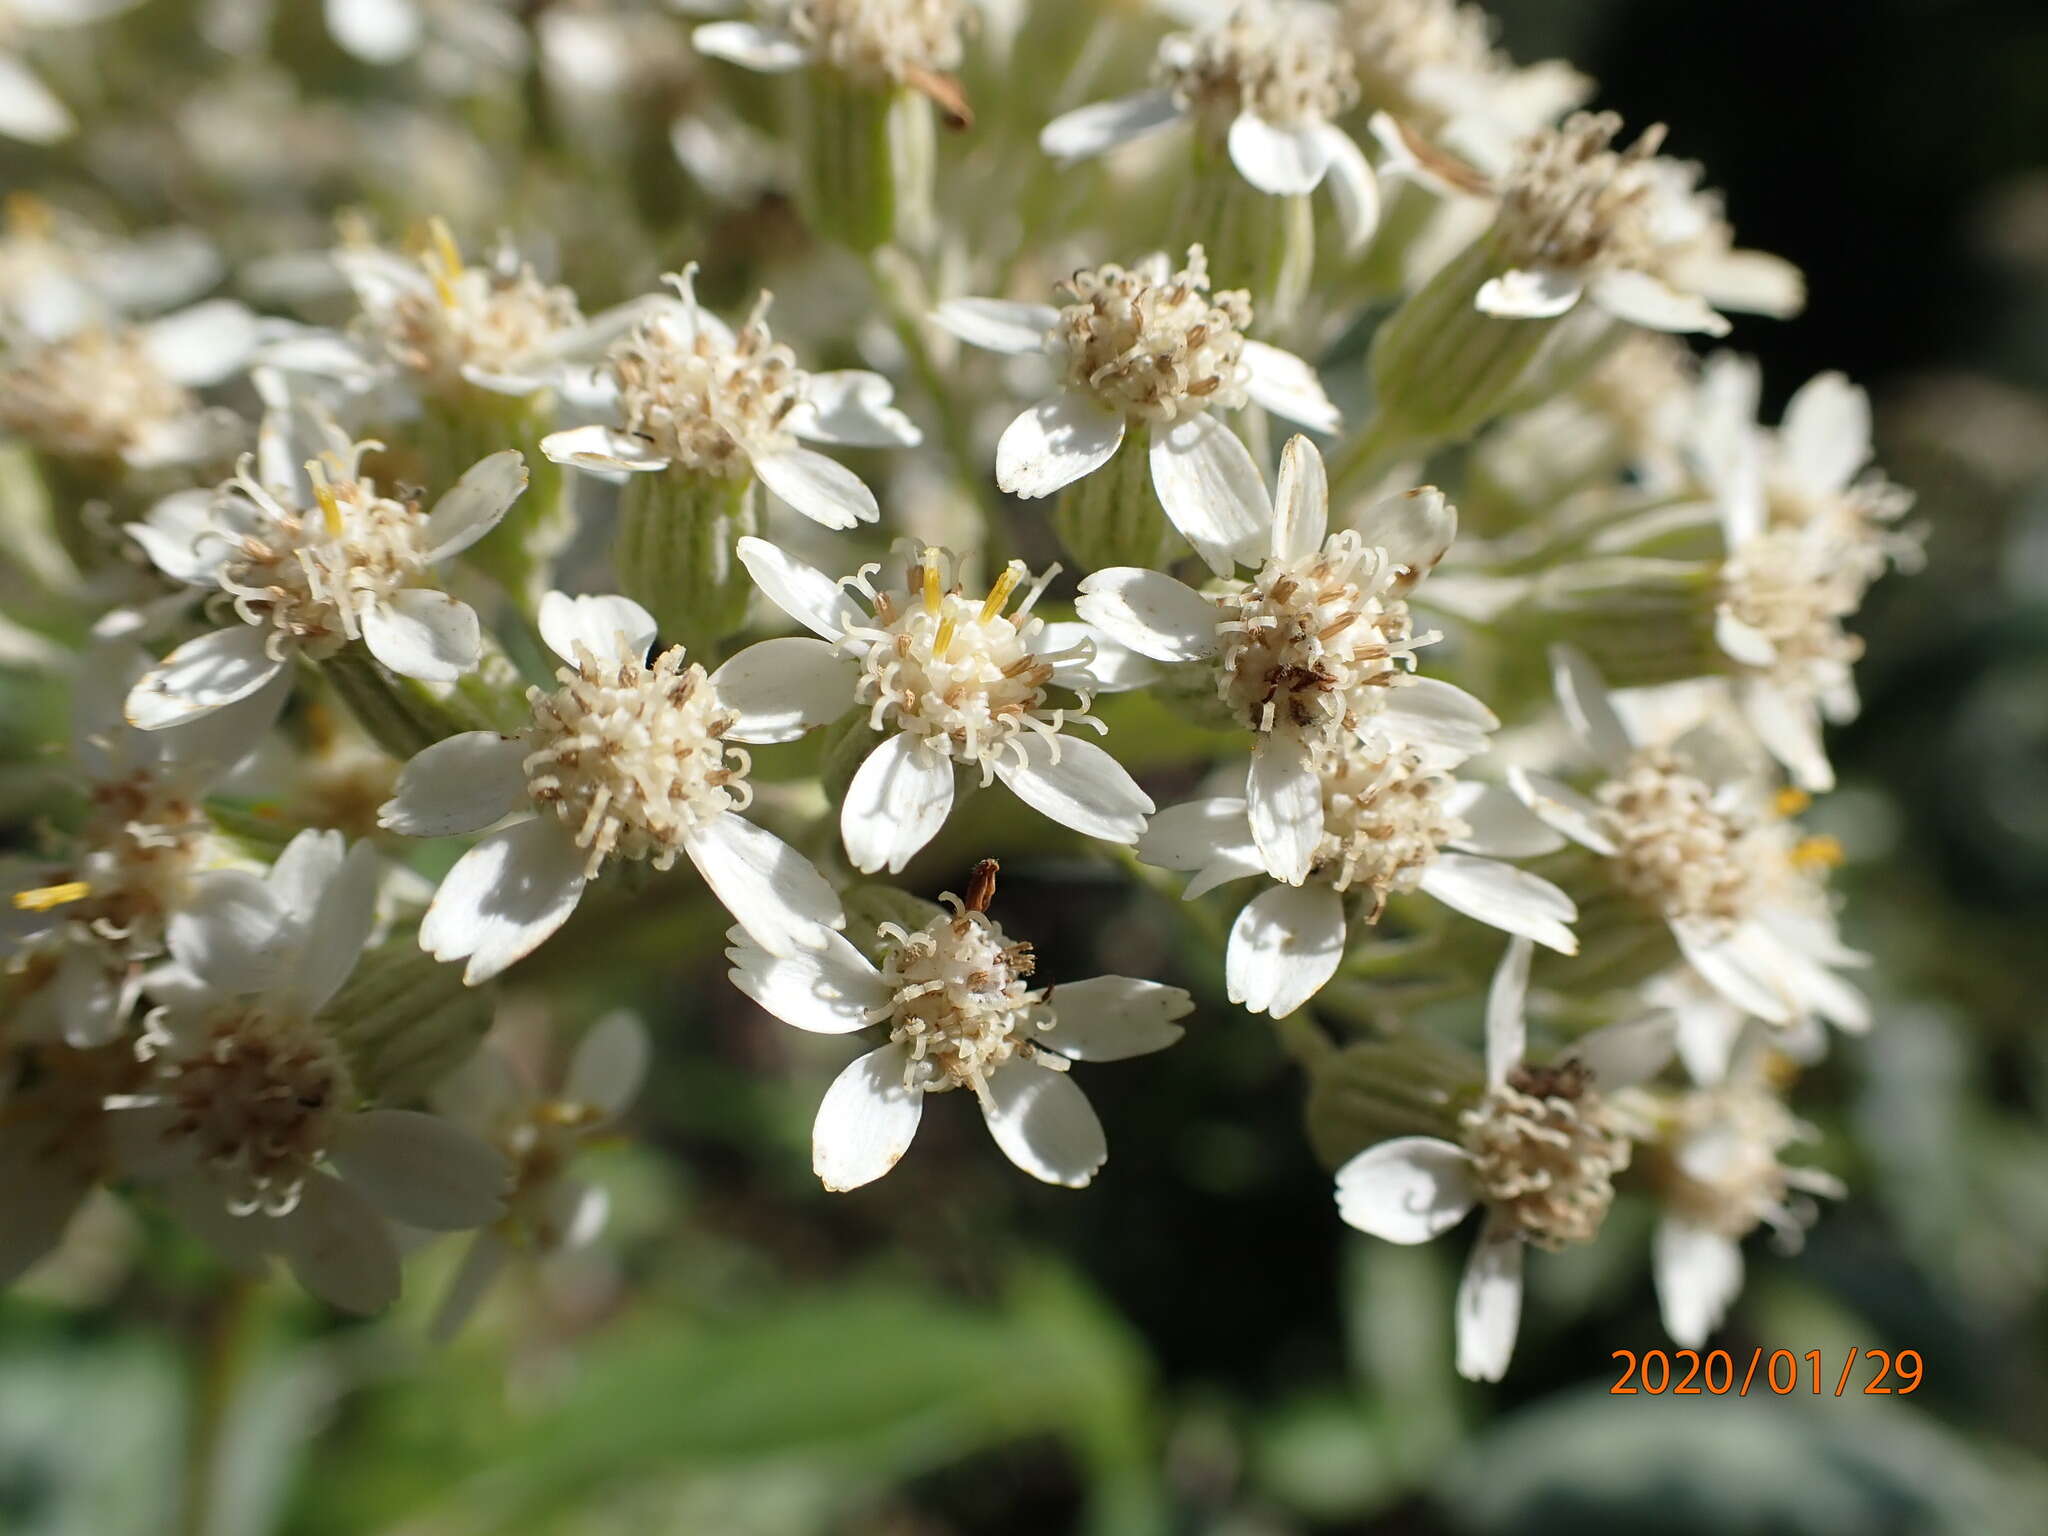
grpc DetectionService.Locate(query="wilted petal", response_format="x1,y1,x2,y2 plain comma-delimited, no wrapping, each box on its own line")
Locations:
1476,267,1582,319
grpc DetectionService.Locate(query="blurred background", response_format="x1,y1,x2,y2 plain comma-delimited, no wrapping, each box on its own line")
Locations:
5,2,2048,1533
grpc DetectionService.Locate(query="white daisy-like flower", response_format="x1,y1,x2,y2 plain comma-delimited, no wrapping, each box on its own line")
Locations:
0,195,222,344
1473,112,1792,338
380,590,845,985
1646,1041,1843,1346
0,298,255,470
426,1010,648,1341
1081,436,1496,890
540,266,918,531
106,830,510,1314
730,536,1156,873
686,0,973,115
933,245,1339,574
1510,647,1870,1035
0,0,143,144
729,859,1191,1190
1334,936,1674,1380
1039,1,1379,250
6,644,271,1050
123,412,529,729
1688,357,1916,791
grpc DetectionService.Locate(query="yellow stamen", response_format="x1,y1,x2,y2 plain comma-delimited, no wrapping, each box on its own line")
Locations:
978,561,1025,624
537,1100,601,1130
933,616,957,660
307,459,344,537
1791,834,1844,871
1773,786,1812,817
426,217,464,308
920,548,943,615
13,880,91,913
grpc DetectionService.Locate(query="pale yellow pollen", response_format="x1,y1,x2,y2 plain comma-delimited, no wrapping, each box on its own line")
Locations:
1791,834,1844,871
13,880,93,912
921,547,943,614
979,562,1026,625
425,217,464,309
307,458,345,537
1773,786,1812,817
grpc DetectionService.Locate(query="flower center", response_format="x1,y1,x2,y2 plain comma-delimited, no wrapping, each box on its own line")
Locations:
1494,111,1667,275
1216,531,1427,747
369,222,582,393
67,774,210,954
215,447,431,661
1459,1061,1630,1249
153,1009,354,1217
1721,528,1866,679
1312,744,1467,910
785,0,969,84
1341,0,1498,128
1158,2,1359,130
0,328,195,462
847,549,1089,781
1654,1079,1806,1240
609,281,805,476
522,643,751,879
1053,247,1251,424
1596,750,1757,931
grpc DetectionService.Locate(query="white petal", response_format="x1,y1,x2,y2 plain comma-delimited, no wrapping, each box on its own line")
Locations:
1484,935,1532,1086
930,298,1059,356
279,1175,401,1315
1149,414,1271,575
564,1011,652,1114
1737,678,1834,793
537,591,657,665
1039,620,1161,693
378,732,530,837
728,928,889,1034
1073,568,1219,662
423,450,528,561
1040,976,1191,1061
1242,342,1341,436
1654,1217,1743,1348
812,1044,923,1191
1351,485,1457,583
1505,766,1617,855
1038,89,1183,161
1475,267,1583,319
711,638,856,743
420,817,588,986
1247,733,1322,885
361,590,481,683
841,731,956,874
1419,854,1578,955
1270,435,1330,561
267,828,346,923
0,54,74,144
1779,372,1870,495
1675,926,1793,1025
692,19,808,71
1565,1013,1677,1089
1137,796,1257,875
126,627,287,731
735,535,862,641
1715,605,1778,669
282,840,380,1017
1455,1219,1524,1382
538,423,668,474
752,446,878,530
329,1110,507,1229
1226,882,1346,1019
996,394,1126,500
1686,248,1805,320
1549,645,1632,767
1318,123,1380,252
791,371,921,448
140,300,258,386
324,0,423,63
55,947,127,1049
682,814,844,957
127,490,228,585
993,733,1152,845
982,1062,1107,1188
1381,677,1499,760
1335,1136,1478,1243
1227,110,1332,195
168,870,288,994
1445,782,1565,858
1589,268,1730,337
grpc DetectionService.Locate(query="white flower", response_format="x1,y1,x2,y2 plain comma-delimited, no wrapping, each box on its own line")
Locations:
541,266,917,531
1334,937,1673,1380
124,415,528,728
729,860,1190,1189
1473,112,1795,337
1039,2,1379,249
323,0,530,92
0,298,255,469
1083,436,1498,893
0,196,222,343
1688,356,1916,791
426,1010,649,1341
688,0,972,110
1510,647,1871,1034
731,536,1156,872
933,246,1338,574
6,643,271,1049
1647,1042,1842,1346
381,590,846,984
106,830,509,1314
0,0,144,144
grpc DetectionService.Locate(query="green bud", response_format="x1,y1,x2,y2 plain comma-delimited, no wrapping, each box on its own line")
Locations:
1303,1035,1481,1169
613,468,756,657
412,388,573,607
1054,422,1168,573
1180,140,1315,328
791,75,933,254
324,936,497,1103
1504,555,1726,690
315,635,527,761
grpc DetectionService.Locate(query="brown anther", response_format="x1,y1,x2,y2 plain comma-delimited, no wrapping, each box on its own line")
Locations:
965,858,1000,913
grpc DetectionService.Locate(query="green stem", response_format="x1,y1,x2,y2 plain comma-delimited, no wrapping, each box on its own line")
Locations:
179,1276,260,1536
